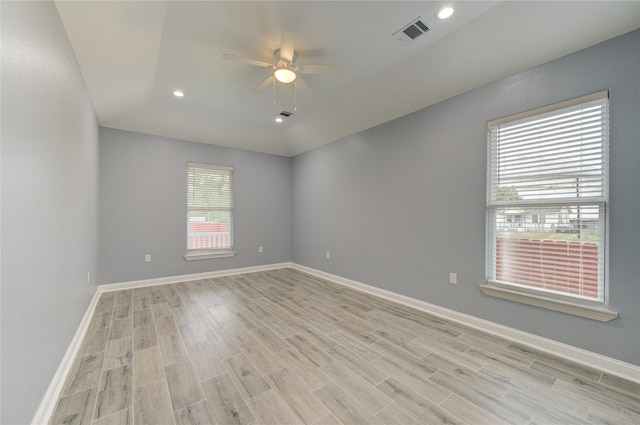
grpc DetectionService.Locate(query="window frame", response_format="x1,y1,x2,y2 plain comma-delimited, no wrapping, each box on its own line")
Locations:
481,91,617,322
184,162,236,261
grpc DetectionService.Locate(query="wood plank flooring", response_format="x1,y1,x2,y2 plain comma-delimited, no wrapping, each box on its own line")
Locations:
49,268,640,425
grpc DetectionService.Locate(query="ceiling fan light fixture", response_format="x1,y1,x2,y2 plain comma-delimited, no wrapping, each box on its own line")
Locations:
274,64,297,83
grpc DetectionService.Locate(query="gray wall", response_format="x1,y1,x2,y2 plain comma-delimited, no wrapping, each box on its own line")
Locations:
1,2,100,423
291,30,640,366
98,128,292,283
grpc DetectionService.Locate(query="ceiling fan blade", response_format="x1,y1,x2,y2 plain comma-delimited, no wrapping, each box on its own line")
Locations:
295,77,314,97
298,64,344,75
280,30,295,63
251,75,274,93
222,54,274,68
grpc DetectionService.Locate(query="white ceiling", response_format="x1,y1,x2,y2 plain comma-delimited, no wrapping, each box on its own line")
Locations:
55,1,640,157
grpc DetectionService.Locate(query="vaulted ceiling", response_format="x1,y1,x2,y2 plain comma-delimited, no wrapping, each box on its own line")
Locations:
55,1,640,156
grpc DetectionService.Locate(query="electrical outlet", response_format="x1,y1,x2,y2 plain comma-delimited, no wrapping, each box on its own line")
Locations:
449,272,457,285
326,251,331,259
145,254,151,263
258,246,263,253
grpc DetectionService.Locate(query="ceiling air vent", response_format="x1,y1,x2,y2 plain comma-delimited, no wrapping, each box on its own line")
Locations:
280,111,293,117
393,17,430,43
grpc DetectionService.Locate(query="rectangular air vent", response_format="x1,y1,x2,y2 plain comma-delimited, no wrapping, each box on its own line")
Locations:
280,111,293,117
393,17,430,43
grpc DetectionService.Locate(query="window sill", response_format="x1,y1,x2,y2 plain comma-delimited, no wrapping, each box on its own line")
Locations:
479,283,618,322
184,250,236,261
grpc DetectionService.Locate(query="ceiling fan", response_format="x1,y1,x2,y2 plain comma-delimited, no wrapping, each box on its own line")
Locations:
223,31,343,95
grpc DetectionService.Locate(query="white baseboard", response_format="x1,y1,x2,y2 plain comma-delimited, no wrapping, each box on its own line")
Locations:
31,289,103,425
31,262,292,425
98,262,294,292
291,263,640,385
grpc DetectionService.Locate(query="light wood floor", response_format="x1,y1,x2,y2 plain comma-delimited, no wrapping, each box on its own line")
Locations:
50,268,640,425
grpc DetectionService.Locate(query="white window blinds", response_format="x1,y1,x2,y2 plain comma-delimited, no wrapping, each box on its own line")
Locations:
486,91,608,302
187,162,234,252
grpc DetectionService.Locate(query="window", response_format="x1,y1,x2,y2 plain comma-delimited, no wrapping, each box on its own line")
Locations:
482,91,616,321
531,214,544,224
505,213,524,228
184,162,235,260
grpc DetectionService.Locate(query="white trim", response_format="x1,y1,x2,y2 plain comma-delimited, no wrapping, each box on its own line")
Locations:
479,283,618,322
487,89,608,127
187,161,233,172
184,250,236,261
99,262,293,292
31,289,102,425
32,262,292,424
290,263,640,385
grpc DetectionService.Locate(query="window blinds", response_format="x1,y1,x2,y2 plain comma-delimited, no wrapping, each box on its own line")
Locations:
488,92,608,204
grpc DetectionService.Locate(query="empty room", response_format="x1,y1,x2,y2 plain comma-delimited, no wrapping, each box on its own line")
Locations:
2,1,640,424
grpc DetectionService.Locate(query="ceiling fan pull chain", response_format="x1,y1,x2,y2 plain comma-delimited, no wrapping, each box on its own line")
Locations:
273,76,277,107
294,82,298,112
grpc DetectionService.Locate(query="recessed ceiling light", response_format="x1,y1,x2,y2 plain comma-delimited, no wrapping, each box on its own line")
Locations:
173,90,184,97
436,5,454,20
275,117,284,123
